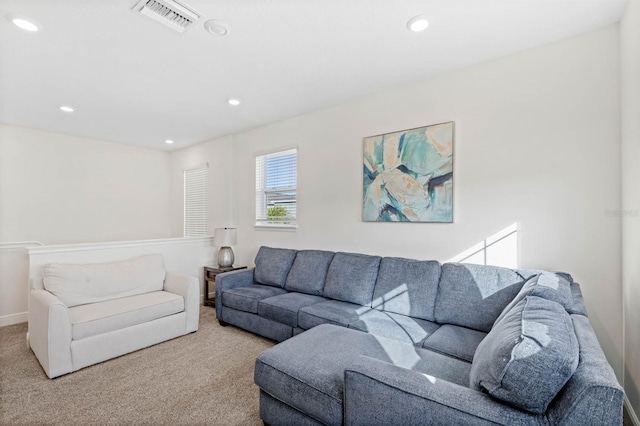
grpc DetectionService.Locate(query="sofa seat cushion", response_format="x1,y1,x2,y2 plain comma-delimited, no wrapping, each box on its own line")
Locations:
434,263,533,332
258,292,328,327
69,290,183,340
255,324,472,426
298,300,371,330
470,296,579,414
285,250,335,296
494,273,572,326
323,252,381,306
43,254,166,308
222,285,288,314
422,324,487,362
254,247,298,288
371,257,441,321
349,310,439,346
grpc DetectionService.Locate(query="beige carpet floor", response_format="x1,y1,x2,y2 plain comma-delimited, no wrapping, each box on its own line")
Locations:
0,307,274,425
3,309,636,426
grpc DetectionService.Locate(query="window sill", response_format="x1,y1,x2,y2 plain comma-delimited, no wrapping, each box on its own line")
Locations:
254,224,298,232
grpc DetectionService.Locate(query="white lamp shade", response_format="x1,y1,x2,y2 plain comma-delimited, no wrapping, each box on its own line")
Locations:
214,228,237,247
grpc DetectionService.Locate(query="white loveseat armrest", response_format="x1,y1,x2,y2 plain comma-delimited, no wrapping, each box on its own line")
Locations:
28,289,73,379
164,271,199,333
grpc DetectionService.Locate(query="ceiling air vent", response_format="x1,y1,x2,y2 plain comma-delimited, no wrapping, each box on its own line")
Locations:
132,0,201,33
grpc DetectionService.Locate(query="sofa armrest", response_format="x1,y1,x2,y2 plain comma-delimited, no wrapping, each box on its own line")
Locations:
164,271,199,333
28,289,73,379
215,268,255,319
344,356,544,426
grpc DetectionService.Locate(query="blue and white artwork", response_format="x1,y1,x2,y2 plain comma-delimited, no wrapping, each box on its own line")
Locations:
363,122,454,222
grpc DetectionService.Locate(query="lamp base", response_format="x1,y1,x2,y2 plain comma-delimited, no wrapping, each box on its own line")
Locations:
217,246,235,268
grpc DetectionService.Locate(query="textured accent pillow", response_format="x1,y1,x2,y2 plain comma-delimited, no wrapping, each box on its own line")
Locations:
493,273,572,326
254,246,298,288
371,257,441,321
285,250,335,295
43,254,166,307
470,296,579,414
323,252,381,306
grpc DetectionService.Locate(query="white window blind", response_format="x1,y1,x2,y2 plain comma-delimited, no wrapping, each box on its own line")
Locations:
255,148,297,226
184,164,208,236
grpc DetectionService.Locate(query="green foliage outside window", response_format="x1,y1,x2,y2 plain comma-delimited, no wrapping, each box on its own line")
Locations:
267,206,290,223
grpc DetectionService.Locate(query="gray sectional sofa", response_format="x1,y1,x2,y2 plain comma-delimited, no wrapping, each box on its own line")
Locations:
216,246,623,425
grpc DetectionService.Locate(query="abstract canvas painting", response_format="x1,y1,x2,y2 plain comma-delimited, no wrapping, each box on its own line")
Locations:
363,121,454,222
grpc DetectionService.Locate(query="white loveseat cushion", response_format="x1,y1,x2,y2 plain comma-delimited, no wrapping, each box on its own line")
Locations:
69,291,184,340
43,254,166,307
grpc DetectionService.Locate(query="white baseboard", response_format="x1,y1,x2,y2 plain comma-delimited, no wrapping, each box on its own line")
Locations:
626,395,640,426
0,312,27,327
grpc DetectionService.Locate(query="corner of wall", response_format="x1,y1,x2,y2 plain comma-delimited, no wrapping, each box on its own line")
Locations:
620,0,640,420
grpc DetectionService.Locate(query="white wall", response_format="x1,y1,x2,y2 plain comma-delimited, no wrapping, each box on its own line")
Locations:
169,135,234,237
0,125,172,244
621,0,640,420
228,26,623,378
0,125,173,323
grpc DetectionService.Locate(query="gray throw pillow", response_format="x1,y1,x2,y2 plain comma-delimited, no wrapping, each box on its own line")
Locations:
254,246,298,288
470,296,579,414
493,273,572,326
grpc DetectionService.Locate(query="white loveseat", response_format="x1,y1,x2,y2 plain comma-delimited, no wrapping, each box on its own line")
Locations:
28,254,199,378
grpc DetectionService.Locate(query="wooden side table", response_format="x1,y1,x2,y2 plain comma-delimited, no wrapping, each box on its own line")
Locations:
203,265,247,307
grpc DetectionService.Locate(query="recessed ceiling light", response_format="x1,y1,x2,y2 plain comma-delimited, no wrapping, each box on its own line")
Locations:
59,105,74,113
204,20,230,37
407,15,429,32
227,98,241,106
7,15,41,32
165,139,174,144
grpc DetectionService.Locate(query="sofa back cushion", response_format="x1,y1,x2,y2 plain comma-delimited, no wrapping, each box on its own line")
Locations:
434,263,533,332
254,246,298,288
493,273,572,326
568,282,588,316
470,296,579,414
323,252,381,306
285,250,335,296
43,254,166,307
371,257,441,321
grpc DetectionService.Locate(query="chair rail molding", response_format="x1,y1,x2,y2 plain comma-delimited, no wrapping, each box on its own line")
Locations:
26,236,212,255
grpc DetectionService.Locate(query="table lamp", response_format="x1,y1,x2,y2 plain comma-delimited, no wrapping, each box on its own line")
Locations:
214,227,237,268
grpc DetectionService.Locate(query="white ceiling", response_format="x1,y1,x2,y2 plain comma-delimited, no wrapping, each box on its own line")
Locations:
0,0,628,152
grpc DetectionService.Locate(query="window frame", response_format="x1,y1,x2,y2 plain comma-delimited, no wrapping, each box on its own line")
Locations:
255,147,298,230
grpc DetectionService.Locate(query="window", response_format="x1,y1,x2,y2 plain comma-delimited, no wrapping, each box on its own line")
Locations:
255,148,297,227
184,164,208,236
